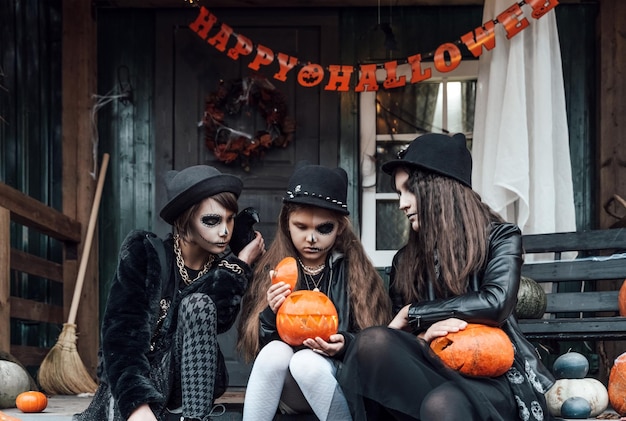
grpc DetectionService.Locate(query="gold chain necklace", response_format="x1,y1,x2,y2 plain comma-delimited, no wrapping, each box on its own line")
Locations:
297,257,325,275
174,235,214,286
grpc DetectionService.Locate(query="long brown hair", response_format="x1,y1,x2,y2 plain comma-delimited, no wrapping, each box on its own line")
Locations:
237,203,392,362
392,167,503,304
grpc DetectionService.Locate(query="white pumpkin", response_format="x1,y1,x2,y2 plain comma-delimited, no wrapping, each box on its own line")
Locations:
545,378,609,417
0,360,30,408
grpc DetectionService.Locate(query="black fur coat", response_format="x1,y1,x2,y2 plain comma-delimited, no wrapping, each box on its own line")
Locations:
99,230,252,419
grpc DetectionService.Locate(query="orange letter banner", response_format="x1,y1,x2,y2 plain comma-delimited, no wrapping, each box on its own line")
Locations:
188,1,559,92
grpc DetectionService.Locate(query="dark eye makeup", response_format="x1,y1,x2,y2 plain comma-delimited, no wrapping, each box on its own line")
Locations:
316,222,335,235
201,214,221,227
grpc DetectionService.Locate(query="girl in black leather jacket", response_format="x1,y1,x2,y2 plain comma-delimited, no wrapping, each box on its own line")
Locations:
337,133,556,421
237,163,392,421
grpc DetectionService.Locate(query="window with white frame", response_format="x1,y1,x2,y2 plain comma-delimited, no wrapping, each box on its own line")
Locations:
360,61,478,267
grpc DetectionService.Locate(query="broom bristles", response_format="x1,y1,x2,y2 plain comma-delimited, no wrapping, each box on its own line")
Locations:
38,323,98,395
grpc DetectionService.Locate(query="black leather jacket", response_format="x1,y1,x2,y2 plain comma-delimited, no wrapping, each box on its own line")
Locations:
258,251,355,357
389,222,555,392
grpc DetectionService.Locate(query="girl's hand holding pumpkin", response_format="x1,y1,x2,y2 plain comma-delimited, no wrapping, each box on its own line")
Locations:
418,318,467,343
303,333,345,357
267,274,292,313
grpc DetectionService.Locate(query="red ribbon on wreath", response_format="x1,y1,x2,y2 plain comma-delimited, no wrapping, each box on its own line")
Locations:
202,75,296,171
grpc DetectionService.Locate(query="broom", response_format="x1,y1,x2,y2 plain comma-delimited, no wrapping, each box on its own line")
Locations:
38,153,110,395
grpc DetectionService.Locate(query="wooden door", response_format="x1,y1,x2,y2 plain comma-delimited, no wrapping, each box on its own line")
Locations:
154,8,340,386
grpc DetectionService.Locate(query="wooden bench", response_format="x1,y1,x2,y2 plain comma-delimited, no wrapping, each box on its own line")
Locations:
517,228,626,342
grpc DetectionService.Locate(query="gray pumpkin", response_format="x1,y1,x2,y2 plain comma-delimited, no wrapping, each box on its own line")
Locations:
515,276,547,319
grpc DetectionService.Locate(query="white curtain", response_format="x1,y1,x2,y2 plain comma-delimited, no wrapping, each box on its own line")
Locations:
472,0,576,236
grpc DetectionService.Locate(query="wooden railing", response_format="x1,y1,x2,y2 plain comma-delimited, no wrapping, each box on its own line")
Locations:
0,182,81,366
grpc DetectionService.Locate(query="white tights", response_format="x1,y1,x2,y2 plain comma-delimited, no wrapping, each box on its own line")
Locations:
242,340,352,421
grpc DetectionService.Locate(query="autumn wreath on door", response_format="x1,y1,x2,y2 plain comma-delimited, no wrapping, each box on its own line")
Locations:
202,75,296,171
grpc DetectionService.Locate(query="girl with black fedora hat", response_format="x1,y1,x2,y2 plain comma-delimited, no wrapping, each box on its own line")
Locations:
337,133,556,421
74,165,265,421
237,162,392,421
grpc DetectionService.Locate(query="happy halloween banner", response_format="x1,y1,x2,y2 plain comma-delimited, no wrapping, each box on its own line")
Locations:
189,0,558,92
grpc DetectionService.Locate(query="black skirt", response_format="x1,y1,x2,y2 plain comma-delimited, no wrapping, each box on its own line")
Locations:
337,326,553,421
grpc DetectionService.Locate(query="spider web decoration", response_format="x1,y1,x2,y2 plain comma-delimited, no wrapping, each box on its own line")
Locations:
202,75,295,171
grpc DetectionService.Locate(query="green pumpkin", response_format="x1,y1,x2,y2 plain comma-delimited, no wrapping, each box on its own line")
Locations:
515,276,547,319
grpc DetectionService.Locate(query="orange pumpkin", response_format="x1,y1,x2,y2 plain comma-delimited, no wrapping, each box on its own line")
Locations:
15,391,47,413
276,290,338,346
271,257,298,290
0,411,22,421
609,352,626,415
430,323,515,377
619,280,626,317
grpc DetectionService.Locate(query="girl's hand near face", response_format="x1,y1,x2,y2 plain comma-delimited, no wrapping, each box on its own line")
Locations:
237,231,265,265
266,272,292,313
303,333,345,357
418,318,467,343
388,304,411,331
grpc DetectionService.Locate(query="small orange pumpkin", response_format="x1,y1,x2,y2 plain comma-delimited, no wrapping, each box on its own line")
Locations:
15,391,47,413
609,352,626,415
619,280,626,317
271,257,298,290
276,290,338,346
430,323,514,377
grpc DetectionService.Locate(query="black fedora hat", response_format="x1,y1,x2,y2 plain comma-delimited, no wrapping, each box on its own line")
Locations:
283,162,350,215
160,165,243,225
382,132,472,188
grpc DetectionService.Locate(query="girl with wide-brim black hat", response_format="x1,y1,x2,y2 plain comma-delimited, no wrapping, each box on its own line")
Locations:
74,165,265,421
237,162,392,421
336,133,557,421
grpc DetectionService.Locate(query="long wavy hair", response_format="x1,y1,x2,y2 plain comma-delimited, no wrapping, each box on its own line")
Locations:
237,202,392,362
391,167,504,304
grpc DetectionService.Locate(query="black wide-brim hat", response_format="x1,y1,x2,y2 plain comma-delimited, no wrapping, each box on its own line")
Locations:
382,132,472,188
283,162,350,215
160,165,243,225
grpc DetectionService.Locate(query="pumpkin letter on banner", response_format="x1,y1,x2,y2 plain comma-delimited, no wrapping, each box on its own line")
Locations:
248,44,275,71
298,64,324,87
228,34,253,60
354,64,379,92
275,53,299,82
407,54,432,84
526,0,559,19
434,43,462,73
497,3,529,39
324,65,354,92
189,7,218,40
461,21,496,58
383,61,407,89
207,23,234,52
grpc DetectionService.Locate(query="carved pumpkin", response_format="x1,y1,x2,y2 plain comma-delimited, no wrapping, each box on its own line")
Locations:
619,280,626,317
545,378,608,417
430,324,514,377
515,276,547,319
608,351,626,415
15,391,47,413
276,290,338,346
271,257,298,290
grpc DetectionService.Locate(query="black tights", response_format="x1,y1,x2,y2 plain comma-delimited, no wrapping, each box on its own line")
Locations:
363,382,477,421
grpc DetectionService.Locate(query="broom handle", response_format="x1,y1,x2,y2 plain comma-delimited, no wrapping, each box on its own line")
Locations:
67,153,110,325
